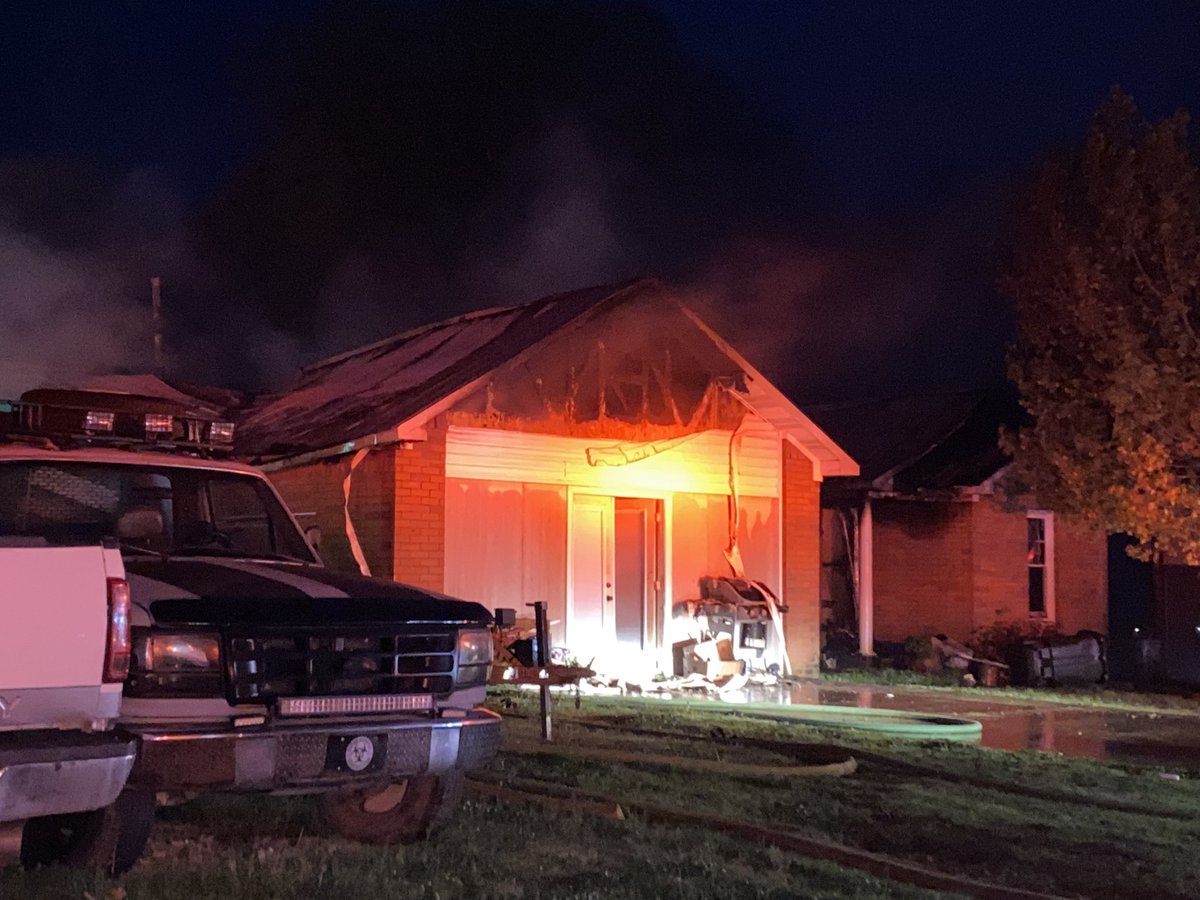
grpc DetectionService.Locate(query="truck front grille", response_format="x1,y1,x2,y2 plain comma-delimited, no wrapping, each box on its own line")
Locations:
226,629,456,703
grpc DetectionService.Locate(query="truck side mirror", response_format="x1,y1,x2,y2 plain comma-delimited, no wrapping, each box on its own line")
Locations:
494,607,516,629
304,525,322,553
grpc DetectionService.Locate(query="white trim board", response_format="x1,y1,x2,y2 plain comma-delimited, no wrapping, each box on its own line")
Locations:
445,424,781,497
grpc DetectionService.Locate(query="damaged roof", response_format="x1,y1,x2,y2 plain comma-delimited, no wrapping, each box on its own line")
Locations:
236,280,631,458
235,278,858,478
805,388,1024,494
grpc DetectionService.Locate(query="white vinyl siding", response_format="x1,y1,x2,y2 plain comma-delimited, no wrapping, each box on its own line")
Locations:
445,418,780,497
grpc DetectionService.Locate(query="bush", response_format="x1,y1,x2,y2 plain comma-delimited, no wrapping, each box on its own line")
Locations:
969,620,1059,673
902,632,943,672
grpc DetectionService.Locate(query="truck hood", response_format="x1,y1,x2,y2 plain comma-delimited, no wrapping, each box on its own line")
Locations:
123,558,491,627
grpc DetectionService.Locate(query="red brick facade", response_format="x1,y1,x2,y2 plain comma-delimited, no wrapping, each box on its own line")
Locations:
870,496,1107,642
1044,514,1108,634
392,417,447,592
267,421,449,593
782,444,822,674
269,447,396,578
872,500,974,641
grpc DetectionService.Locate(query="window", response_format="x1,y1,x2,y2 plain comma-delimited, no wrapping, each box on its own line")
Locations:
208,478,274,557
0,461,314,562
1027,512,1055,618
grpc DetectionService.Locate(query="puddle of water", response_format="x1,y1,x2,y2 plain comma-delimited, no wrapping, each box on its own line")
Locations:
732,681,1200,767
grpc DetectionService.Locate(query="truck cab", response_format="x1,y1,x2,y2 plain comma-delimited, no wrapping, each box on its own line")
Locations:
1,390,501,849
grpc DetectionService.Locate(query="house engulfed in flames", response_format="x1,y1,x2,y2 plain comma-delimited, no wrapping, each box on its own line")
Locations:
236,278,857,677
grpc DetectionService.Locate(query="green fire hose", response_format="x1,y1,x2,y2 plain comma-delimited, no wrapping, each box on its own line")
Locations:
715,700,984,741
564,694,984,741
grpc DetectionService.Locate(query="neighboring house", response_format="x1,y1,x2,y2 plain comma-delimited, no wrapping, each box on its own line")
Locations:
806,390,1108,656
1140,555,1200,686
235,279,857,677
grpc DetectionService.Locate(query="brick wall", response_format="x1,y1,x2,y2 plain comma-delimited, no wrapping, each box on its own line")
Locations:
782,444,821,675
862,496,1108,643
872,499,974,641
1053,516,1108,634
268,448,395,578
970,500,1030,627
393,417,447,592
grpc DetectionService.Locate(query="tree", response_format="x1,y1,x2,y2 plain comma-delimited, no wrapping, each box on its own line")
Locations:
1003,87,1200,561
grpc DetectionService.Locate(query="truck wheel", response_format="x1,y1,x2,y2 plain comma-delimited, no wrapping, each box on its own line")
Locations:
322,772,463,844
21,789,155,875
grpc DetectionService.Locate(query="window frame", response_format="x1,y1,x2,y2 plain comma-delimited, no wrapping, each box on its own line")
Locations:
1026,510,1056,621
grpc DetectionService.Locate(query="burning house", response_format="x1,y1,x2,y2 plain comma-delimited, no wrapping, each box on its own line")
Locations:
235,278,857,678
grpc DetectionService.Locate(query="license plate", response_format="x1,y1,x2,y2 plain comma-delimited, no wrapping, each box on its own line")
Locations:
325,734,387,773
743,637,766,648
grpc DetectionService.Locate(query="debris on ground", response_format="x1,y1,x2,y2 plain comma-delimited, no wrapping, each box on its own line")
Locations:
572,669,781,698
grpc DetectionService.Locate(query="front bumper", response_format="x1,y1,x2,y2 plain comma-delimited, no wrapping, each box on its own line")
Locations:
128,709,501,792
0,731,136,822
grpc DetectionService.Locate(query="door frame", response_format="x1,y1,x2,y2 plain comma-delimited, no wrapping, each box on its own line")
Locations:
566,487,673,673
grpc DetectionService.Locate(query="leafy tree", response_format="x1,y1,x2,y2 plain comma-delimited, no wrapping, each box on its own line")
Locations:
1003,87,1200,561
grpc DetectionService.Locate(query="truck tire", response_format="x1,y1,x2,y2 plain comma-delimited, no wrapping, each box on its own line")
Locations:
21,789,155,875
322,772,463,844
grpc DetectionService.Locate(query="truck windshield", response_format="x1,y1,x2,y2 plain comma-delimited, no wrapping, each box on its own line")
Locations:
0,461,316,562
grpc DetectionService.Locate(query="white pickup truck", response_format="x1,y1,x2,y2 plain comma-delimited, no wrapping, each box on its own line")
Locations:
2,388,502,852
0,538,152,873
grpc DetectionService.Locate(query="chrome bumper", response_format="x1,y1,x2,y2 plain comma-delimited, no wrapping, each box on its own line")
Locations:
0,732,136,823
128,709,501,792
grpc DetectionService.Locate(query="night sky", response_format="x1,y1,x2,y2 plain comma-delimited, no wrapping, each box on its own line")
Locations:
1,1,1197,402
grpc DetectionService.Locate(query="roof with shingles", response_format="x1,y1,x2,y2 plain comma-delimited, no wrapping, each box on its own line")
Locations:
234,278,858,478
236,280,633,458
804,388,1023,493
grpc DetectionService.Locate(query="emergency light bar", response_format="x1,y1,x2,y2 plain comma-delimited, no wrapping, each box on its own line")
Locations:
207,421,235,444
143,412,174,435
0,389,236,456
84,410,116,433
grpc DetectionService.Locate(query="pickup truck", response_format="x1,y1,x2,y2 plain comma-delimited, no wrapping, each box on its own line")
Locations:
1,389,502,847
0,538,151,873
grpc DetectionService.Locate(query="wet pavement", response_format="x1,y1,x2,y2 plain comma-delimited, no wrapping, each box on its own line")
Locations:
767,681,1200,768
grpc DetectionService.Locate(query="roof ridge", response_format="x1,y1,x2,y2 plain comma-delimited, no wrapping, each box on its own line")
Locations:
301,303,524,375
301,278,657,375
802,387,987,411
871,401,989,488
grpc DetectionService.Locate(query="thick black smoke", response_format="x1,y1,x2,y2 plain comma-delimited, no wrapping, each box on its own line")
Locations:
193,1,815,368
0,0,1010,400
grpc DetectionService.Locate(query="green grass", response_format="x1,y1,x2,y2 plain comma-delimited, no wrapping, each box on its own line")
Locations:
492,692,1200,899
819,669,967,688
4,796,951,900
9,691,1200,899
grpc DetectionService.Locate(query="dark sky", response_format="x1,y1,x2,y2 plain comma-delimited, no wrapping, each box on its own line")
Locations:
1,2,1197,401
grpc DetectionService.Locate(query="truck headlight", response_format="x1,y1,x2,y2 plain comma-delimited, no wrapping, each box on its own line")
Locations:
455,628,493,687
128,630,223,697
137,633,222,672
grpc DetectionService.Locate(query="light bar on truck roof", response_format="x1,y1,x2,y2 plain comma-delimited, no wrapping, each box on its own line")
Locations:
143,413,175,436
1,388,236,457
207,421,235,444
84,410,115,434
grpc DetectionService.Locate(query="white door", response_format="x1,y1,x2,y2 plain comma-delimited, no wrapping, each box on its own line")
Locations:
568,494,614,667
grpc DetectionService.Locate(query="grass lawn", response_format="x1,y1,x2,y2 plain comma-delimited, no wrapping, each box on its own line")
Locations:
7,690,1200,899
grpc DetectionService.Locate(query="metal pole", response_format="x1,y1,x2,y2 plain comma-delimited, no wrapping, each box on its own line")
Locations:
529,600,552,742
150,276,164,373
858,498,875,658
